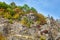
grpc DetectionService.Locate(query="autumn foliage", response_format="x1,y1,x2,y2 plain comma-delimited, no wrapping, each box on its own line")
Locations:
0,2,46,25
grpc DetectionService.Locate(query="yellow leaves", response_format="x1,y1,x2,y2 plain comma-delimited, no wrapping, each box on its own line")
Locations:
0,36,6,40
36,21,40,25
35,13,46,25
4,13,12,19
20,16,28,26
20,19,27,25
26,23,30,28
40,35,46,40
13,14,19,19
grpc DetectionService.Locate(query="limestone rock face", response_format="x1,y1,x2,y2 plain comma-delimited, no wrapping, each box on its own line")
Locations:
0,17,60,40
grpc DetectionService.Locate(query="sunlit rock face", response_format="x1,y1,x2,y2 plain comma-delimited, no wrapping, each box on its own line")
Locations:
0,18,8,34
26,13,36,20
0,16,60,40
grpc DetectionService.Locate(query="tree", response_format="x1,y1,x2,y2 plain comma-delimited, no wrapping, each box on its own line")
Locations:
18,6,23,10
6,8,11,11
30,7,37,13
10,10,15,16
51,16,54,20
10,2,16,9
22,4,30,13
35,13,46,25
6,8,15,16
0,2,9,9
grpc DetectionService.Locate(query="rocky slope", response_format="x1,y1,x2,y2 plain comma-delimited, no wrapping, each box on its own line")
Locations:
0,2,60,40
0,15,60,40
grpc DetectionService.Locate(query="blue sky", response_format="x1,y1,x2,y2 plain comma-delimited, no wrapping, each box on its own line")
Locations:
0,0,60,19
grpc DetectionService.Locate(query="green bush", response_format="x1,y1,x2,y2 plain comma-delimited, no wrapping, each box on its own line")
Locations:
9,19,13,24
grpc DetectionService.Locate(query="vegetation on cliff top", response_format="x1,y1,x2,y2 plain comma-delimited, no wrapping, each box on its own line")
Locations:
0,2,46,25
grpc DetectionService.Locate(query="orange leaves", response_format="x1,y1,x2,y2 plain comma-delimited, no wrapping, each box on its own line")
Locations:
35,13,46,25
0,33,6,40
